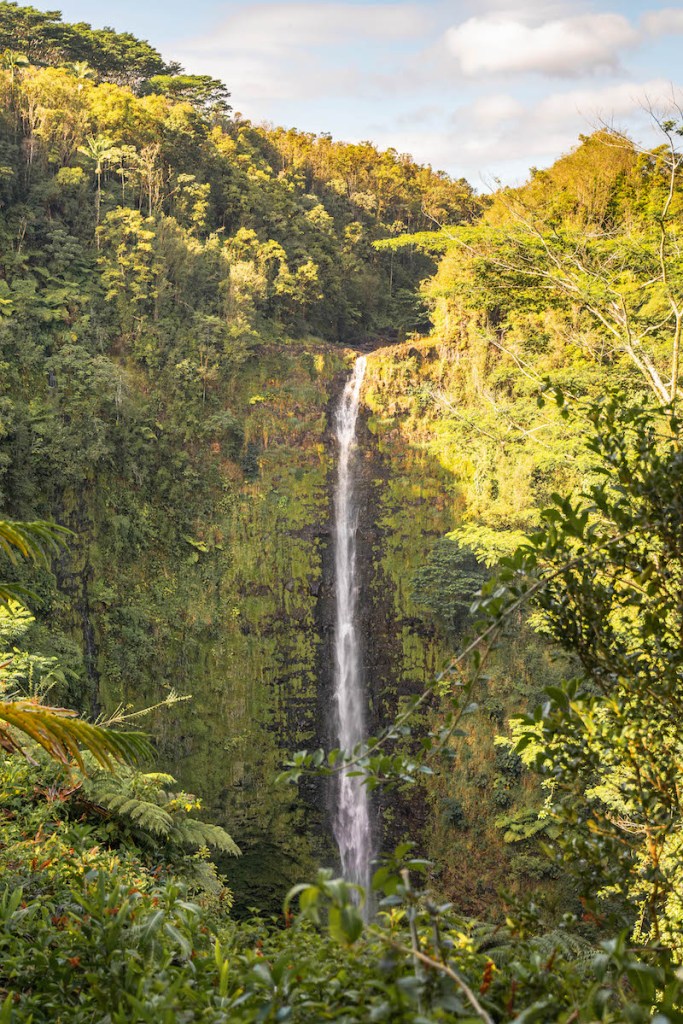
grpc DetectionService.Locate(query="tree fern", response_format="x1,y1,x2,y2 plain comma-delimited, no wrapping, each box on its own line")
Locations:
82,767,240,856
178,818,240,856
533,930,594,969
472,921,594,973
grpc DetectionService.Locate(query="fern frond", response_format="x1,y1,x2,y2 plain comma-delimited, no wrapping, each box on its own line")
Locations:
0,700,153,770
178,818,241,856
533,930,594,967
103,794,173,835
82,768,241,855
84,775,169,832
136,772,175,787
127,801,173,834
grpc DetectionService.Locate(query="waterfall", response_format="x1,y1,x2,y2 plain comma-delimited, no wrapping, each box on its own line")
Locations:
332,355,372,901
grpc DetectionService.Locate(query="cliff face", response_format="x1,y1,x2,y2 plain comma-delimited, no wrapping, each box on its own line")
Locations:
357,338,578,916
9,336,450,910
97,342,348,907
150,340,457,907
316,365,454,871
3,320,573,914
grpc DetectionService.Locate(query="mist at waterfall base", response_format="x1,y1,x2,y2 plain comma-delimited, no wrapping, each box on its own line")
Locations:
331,356,373,909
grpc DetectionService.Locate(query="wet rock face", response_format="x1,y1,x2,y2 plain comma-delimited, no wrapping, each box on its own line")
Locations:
356,410,437,856
354,413,397,731
315,372,349,855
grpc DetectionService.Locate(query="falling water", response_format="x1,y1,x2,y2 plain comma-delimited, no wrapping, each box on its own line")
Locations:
332,355,372,900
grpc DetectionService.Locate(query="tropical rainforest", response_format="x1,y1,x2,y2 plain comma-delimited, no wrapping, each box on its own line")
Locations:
1,2,683,1021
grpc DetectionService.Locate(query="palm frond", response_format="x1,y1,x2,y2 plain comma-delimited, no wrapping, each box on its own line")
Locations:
0,700,153,770
0,583,34,614
0,519,73,567
0,519,73,611
0,521,141,773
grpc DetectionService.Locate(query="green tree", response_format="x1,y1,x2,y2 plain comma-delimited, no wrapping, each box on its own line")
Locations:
460,127,683,406
0,2,66,63
0,46,28,109
141,73,231,117
0,3,177,87
98,207,157,336
411,538,487,640
499,396,683,952
78,132,115,227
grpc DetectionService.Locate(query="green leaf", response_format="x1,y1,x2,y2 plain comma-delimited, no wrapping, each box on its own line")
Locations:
328,904,363,945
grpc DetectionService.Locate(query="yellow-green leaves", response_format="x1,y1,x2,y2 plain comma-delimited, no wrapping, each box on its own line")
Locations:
0,698,153,770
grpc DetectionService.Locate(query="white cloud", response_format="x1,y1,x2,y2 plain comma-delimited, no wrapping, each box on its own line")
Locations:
642,7,683,36
182,50,357,103
188,3,425,55
461,0,582,13
376,80,683,186
471,93,525,123
445,13,637,77
534,79,682,123
395,104,442,127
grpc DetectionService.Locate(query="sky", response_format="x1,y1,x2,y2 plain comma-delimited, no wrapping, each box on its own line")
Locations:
52,0,683,188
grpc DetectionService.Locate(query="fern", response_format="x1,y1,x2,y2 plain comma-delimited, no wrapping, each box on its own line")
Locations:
82,767,240,856
177,818,240,856
533,930,594,968
102,794,173,835
476,924,594,973
494,807,559,844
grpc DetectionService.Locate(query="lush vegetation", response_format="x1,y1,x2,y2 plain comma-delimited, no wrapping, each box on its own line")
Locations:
4,393,683,1022
2,1,683,1020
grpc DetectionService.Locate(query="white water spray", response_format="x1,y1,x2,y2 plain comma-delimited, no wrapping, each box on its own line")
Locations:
332,355,372,899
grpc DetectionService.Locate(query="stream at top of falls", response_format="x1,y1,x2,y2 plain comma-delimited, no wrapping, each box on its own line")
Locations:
331,354,373,910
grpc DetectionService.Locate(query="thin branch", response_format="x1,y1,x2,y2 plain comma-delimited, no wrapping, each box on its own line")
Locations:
671,309,682,403
374,931,495,1024
432,391,503,444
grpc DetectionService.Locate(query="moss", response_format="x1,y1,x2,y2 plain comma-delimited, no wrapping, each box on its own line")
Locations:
9,325,580,919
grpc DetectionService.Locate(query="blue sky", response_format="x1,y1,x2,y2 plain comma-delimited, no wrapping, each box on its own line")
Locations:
53,0,683,187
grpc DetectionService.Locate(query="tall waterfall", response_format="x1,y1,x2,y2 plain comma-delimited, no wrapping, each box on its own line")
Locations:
332,355,372,899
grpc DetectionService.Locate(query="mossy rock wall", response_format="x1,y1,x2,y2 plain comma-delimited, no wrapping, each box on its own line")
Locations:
27,341,348,908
